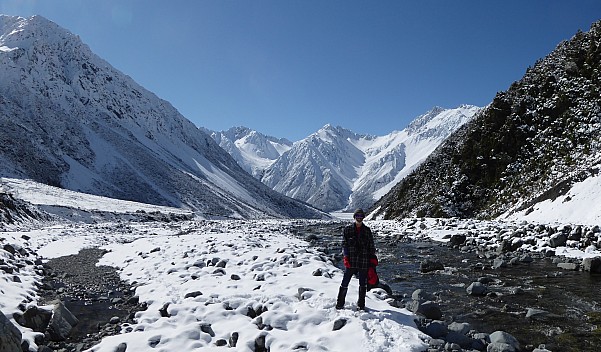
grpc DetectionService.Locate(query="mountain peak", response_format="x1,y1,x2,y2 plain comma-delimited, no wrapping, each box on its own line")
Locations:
0,15,81,50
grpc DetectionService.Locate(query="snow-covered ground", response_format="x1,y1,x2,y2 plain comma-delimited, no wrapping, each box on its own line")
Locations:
2,179,601,351
500,171,601,226
2,220,429,352
1,178,192,216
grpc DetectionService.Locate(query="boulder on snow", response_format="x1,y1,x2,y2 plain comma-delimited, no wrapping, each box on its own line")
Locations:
548,233,568,248
13,306,52,332
407,300,442,320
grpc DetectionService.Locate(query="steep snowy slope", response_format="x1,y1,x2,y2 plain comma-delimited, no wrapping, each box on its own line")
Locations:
260,106,481,211
0,15,325,219
373,20,601,221
207,126,292,178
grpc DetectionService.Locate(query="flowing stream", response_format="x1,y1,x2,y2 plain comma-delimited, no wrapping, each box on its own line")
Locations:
293,221,601,352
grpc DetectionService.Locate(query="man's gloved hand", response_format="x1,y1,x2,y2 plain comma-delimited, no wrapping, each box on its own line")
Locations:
343,256,350,268
369,256,378,267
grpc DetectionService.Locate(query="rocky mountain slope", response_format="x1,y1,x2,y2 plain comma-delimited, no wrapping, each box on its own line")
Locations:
0,15,325,219
206,126,292,178
373,21,601,221
259,106,480,212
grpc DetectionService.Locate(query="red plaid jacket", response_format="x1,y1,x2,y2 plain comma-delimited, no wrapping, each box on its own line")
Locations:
342,223,376,270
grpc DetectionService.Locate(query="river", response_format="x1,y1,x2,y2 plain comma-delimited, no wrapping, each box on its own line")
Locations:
292,220,601,352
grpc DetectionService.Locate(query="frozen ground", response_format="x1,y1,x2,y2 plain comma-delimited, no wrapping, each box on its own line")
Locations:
2,179,600,351
2,219,429,352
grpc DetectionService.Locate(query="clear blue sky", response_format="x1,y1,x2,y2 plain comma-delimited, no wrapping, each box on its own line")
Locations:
2,1,600,141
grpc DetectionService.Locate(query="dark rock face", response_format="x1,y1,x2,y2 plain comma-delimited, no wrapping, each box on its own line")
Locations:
46,302,80,342
0,311,22,352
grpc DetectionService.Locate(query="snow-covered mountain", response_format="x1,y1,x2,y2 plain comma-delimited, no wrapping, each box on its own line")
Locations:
0,15,325,219
373,20,601,223
206,127,292,178
260,106,481,212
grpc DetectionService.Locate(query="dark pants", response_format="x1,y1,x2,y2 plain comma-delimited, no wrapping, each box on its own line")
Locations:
340,268,368,288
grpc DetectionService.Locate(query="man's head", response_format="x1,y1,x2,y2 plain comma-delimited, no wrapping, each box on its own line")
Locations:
353,208,365,223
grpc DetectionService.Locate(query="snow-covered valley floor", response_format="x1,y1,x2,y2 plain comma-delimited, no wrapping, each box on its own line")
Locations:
1,219,430,352
2,179,601,352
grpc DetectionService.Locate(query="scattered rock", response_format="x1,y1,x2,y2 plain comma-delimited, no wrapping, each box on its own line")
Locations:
333,318,347,331
13,305,52,332
425,320,447,338
184,291,203,299
229,332,239,347
525,308,549,320
200,323,215,337
407,300,442,320
420,259,444,273
557,262,579,270
488,331,521,352
159,303,170,318
466,282,488,296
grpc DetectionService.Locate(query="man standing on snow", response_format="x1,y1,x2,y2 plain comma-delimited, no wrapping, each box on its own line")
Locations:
336,208,376,310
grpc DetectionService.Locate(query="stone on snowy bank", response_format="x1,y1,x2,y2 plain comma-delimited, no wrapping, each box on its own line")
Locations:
254,333,268,352
332,318,347,331
159,303,170,318
47,302,79,341
424,320,448,338
548,233,568,248
0,311,22,352
184,291,203,299
229,332,239,347
13,306,52,332
407,300,442,320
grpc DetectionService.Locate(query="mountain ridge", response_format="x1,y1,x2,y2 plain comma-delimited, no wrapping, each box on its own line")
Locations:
212,105,481,212
0,15,326,219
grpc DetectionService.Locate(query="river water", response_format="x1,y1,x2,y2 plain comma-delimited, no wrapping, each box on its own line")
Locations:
292,221,601,352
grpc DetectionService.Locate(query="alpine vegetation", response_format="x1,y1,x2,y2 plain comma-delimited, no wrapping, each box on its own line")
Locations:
373,20,601,222
0,15,325,219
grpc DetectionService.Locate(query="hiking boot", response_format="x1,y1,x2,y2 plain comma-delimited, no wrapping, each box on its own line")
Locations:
336,286,348,309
